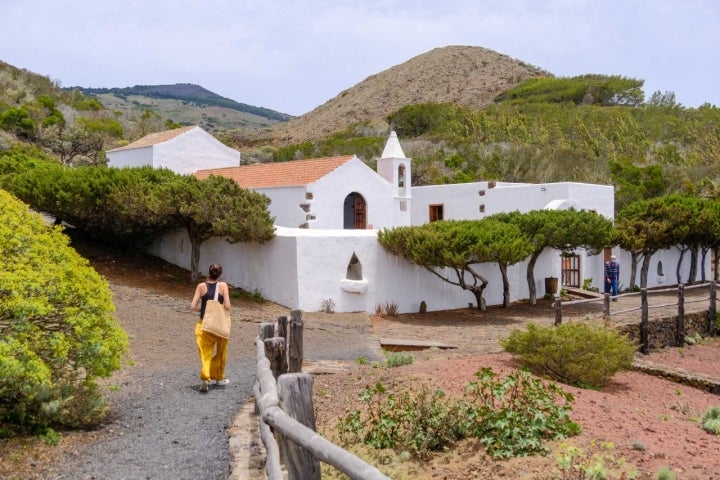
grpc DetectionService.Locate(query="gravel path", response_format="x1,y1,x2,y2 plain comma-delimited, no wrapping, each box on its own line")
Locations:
48,284,381,480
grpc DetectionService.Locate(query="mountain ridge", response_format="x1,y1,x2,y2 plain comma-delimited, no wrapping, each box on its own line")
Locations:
270,45,551,144
67,83,293,122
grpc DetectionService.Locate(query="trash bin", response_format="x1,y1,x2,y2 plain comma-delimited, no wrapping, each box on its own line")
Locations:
545,277,558,295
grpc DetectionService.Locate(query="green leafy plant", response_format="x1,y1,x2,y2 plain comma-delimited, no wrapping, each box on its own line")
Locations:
336,383,468,459
701,406,720,435
555,441,639,479
464,367,580,458
385,352,413,368
0,191,128,434
655,466,676,480
501,321,636,389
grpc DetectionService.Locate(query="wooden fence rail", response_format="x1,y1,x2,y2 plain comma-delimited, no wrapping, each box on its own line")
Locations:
554,282,719,353
253,310,390,480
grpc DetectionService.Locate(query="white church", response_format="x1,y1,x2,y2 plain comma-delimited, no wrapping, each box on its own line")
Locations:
108,126,700,313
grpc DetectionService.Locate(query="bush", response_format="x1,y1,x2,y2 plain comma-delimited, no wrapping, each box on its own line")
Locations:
337,383,467,459
500,321,636,389
337,367,580,460
385,352,413,368
701,406,720,435
0,190,128,434
464,367,580,458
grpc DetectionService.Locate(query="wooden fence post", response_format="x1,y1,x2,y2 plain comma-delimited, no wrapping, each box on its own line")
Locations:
553,295,562,325
288,310,304,373
603,293,611,317
277,373,321,480
640,288,649,354
260,322,275,341
277,315,288,341
676,284,685,346
709,282,717,335
265,337,287,379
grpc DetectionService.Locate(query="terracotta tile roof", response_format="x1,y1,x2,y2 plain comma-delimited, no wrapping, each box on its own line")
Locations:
107,125,197,152
195,155,356,188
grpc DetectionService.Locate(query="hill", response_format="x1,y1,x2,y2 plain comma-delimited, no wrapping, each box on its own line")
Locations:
67,83,292,133
270,45,550,144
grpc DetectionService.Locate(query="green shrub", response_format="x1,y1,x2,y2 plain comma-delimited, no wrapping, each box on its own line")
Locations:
555,442,640,479
500,321,636,389
701,406,720,435
337,383,467,459
0,190,128,434
385,352,413,368
337,367,580,461
656,466,676,480
464,367,580,458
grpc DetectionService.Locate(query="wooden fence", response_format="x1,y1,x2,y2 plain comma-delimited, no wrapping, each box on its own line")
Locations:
253,309,390,480
554,282,718,353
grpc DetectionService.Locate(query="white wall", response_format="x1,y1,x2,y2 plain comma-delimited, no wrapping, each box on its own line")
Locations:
255,186,307,228
151,227,702,314
106,147,153,169
411,182,615,225
307,158,395,230
155,127,240,174
107,127,240,175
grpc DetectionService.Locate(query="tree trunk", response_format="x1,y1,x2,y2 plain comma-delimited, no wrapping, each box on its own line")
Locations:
640,252,651,288
675,246,687,285
630,251,640,290
189,231,202,283
499,262,510,308
700,247,709,282
469,286,487,311
688,245,699,284
526,252,541,306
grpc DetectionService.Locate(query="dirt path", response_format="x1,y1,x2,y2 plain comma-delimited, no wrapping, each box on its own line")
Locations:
2,233,720,479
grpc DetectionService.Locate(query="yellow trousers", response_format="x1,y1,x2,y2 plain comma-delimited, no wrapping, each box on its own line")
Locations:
195,321,228,381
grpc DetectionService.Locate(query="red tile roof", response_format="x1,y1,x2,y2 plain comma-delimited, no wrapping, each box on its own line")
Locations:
194,155,356,188
107,126,197,152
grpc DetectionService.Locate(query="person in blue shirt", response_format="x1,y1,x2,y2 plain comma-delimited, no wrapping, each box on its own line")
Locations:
604,255,620,300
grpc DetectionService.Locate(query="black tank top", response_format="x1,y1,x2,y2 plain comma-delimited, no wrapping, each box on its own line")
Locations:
200,281,225,319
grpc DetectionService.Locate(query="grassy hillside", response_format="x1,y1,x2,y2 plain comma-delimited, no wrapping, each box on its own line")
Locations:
266,45,550,144
68,84,292,133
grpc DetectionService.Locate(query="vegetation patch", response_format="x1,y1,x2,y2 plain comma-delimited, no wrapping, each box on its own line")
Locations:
501,321,636,389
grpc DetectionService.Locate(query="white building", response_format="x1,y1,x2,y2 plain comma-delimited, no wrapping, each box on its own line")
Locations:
106,125,240,174
144,129,704,313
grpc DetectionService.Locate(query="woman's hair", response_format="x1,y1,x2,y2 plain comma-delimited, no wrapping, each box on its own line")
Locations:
208,263,223,280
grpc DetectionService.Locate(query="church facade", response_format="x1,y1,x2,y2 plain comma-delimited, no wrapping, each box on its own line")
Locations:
135,126,698,313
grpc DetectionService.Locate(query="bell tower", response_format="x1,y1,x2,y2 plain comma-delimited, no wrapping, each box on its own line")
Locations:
377,131,412,226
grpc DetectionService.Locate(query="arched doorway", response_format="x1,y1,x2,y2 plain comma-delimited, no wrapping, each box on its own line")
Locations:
343,192,366,229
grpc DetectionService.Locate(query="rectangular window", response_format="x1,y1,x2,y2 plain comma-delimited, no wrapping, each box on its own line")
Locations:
429,204,444,222
399,200,407,211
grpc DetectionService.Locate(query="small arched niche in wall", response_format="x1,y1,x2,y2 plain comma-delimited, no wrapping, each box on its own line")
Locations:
341,252,368,294
656,260,665,284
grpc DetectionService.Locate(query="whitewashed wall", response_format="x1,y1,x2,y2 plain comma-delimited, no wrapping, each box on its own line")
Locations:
148,226,708,314
411,182,615,224
106,127,240,175
154,127,240,174
307,158,395,230
254,186,307,228
106,147,153,169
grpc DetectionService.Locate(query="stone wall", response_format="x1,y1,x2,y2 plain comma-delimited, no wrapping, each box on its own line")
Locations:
618,311,715,350
619,310,720,395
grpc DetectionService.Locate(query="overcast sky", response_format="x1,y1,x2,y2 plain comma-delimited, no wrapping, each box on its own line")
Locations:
1,0,717,116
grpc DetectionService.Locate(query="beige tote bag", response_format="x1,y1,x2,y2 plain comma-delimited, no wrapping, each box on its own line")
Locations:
201,283,231,338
